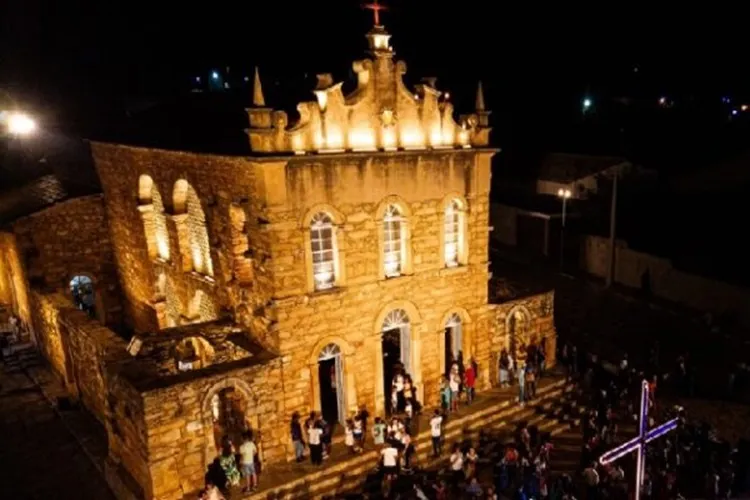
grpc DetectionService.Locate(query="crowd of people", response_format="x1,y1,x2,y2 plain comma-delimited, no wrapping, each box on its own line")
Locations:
197,339,750,500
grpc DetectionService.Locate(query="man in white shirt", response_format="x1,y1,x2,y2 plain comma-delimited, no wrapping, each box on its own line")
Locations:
238,432,258,493
381,442,399,479
307,419,324,465
429,409,443,457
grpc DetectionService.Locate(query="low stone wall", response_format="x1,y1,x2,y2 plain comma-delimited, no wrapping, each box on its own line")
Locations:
136,359,285,499
30,290,130,423
0,232,32,333
485,291,557,384
11,195,123,328
580,235,750,326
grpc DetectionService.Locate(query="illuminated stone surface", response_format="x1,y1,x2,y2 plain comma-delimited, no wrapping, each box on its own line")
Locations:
0,26,555,500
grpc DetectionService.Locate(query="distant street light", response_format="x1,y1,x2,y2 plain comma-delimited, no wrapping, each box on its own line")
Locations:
5,112,37,136
557,188,572,271
582,97,592,113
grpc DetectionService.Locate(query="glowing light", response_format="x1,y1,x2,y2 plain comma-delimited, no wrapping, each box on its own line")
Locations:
742,105,748,112
457,129,470,147
192,248,203,273
732,109,738,116
382,128,397,150
325,128,344,150
441,130,455,145
314,271,334,289
348,128,376,151
557,188,572,199
401,128,425,149
211,71,219,80
582,98,592,110
599,380,679,500
291,134,304,151
315,91,328,111
429,126,443,147
371,33,390,50
156,235,170,261
658,97,667,105
444,92,450,100
6,113,36,136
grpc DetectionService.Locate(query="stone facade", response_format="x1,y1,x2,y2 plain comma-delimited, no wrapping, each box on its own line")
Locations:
0,232,32,330
2,195,123,328
0,24,558,500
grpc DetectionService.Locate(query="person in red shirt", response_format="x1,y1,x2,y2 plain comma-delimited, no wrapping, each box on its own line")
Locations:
464,362,476,405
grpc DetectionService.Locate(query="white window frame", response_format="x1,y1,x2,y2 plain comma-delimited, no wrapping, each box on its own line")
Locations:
310,212,337,290
444,199,462,267
383,205,404,278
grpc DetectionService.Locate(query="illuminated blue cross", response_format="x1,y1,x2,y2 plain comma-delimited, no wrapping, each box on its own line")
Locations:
599,379,679,500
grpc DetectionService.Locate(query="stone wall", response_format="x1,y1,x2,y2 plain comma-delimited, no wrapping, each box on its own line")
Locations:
134,360,284,499
487,292,557,382
30,290,130,421
263,149,497,427
581,235,750,326
0,231,32,330
10,195,123,328
91,143,274,339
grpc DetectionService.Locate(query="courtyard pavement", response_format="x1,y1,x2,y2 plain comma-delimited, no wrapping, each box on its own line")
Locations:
0,345,114,500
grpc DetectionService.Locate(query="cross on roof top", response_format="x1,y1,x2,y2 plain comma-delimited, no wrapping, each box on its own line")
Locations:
363,0,387,27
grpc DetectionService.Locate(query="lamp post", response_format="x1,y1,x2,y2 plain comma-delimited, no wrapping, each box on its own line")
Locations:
557,188,572,271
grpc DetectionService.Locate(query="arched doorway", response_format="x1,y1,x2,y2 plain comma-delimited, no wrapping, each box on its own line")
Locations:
69,275,95,319
318,343,344,424
381,309,410,413
508,306,531,366
210,387,251,450
444,313,462,375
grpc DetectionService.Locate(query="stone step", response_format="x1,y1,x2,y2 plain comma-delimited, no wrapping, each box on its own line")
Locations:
242,378,573,500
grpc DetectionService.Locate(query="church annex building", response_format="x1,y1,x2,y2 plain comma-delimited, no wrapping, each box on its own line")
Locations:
0,25,557,500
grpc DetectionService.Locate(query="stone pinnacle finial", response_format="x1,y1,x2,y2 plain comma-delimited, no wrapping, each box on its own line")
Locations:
475,81,486,112
253,66,265,107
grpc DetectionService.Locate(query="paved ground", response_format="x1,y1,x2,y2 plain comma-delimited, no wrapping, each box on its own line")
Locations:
0,346,114,500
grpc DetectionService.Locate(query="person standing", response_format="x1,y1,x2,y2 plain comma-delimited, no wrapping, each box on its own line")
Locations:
290,412,305,462
464,362,476,405
307,417,323,465
517,364,526,406
239,431,258,493
430,409,443,457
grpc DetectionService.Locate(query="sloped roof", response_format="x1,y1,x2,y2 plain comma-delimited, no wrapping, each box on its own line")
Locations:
538,153,627,183
0,139,101,227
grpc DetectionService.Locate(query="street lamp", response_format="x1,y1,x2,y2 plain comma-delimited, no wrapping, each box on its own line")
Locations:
5,112,36,136
557,188,572,271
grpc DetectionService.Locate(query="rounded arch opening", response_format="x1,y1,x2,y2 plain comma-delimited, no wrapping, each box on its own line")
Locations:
69,275,96,319
507,305,532,365
201,378,258,459
138,175,154,204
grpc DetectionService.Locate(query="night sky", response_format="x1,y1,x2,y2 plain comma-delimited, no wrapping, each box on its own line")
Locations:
2,2,745,134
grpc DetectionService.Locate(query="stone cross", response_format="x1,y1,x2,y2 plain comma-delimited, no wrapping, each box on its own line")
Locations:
599,379,679,500
363,0,387,26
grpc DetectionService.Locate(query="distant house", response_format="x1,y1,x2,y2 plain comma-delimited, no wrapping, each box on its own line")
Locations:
491,193,579,259
535,153,653,199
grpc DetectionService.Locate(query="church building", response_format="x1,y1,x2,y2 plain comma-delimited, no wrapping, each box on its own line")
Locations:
0,20,557,500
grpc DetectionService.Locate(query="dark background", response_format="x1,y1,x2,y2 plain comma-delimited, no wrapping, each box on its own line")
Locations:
1,1,748,283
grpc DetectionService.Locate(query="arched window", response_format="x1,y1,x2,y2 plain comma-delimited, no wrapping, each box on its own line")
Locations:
173,180,214,277
69,275,95,319
444,199,464,267
310,212,337,290
383,205,405,277
381,308,411,374
138,175,170,261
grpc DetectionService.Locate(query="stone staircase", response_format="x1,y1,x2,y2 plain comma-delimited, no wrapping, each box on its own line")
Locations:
240,376,581,500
